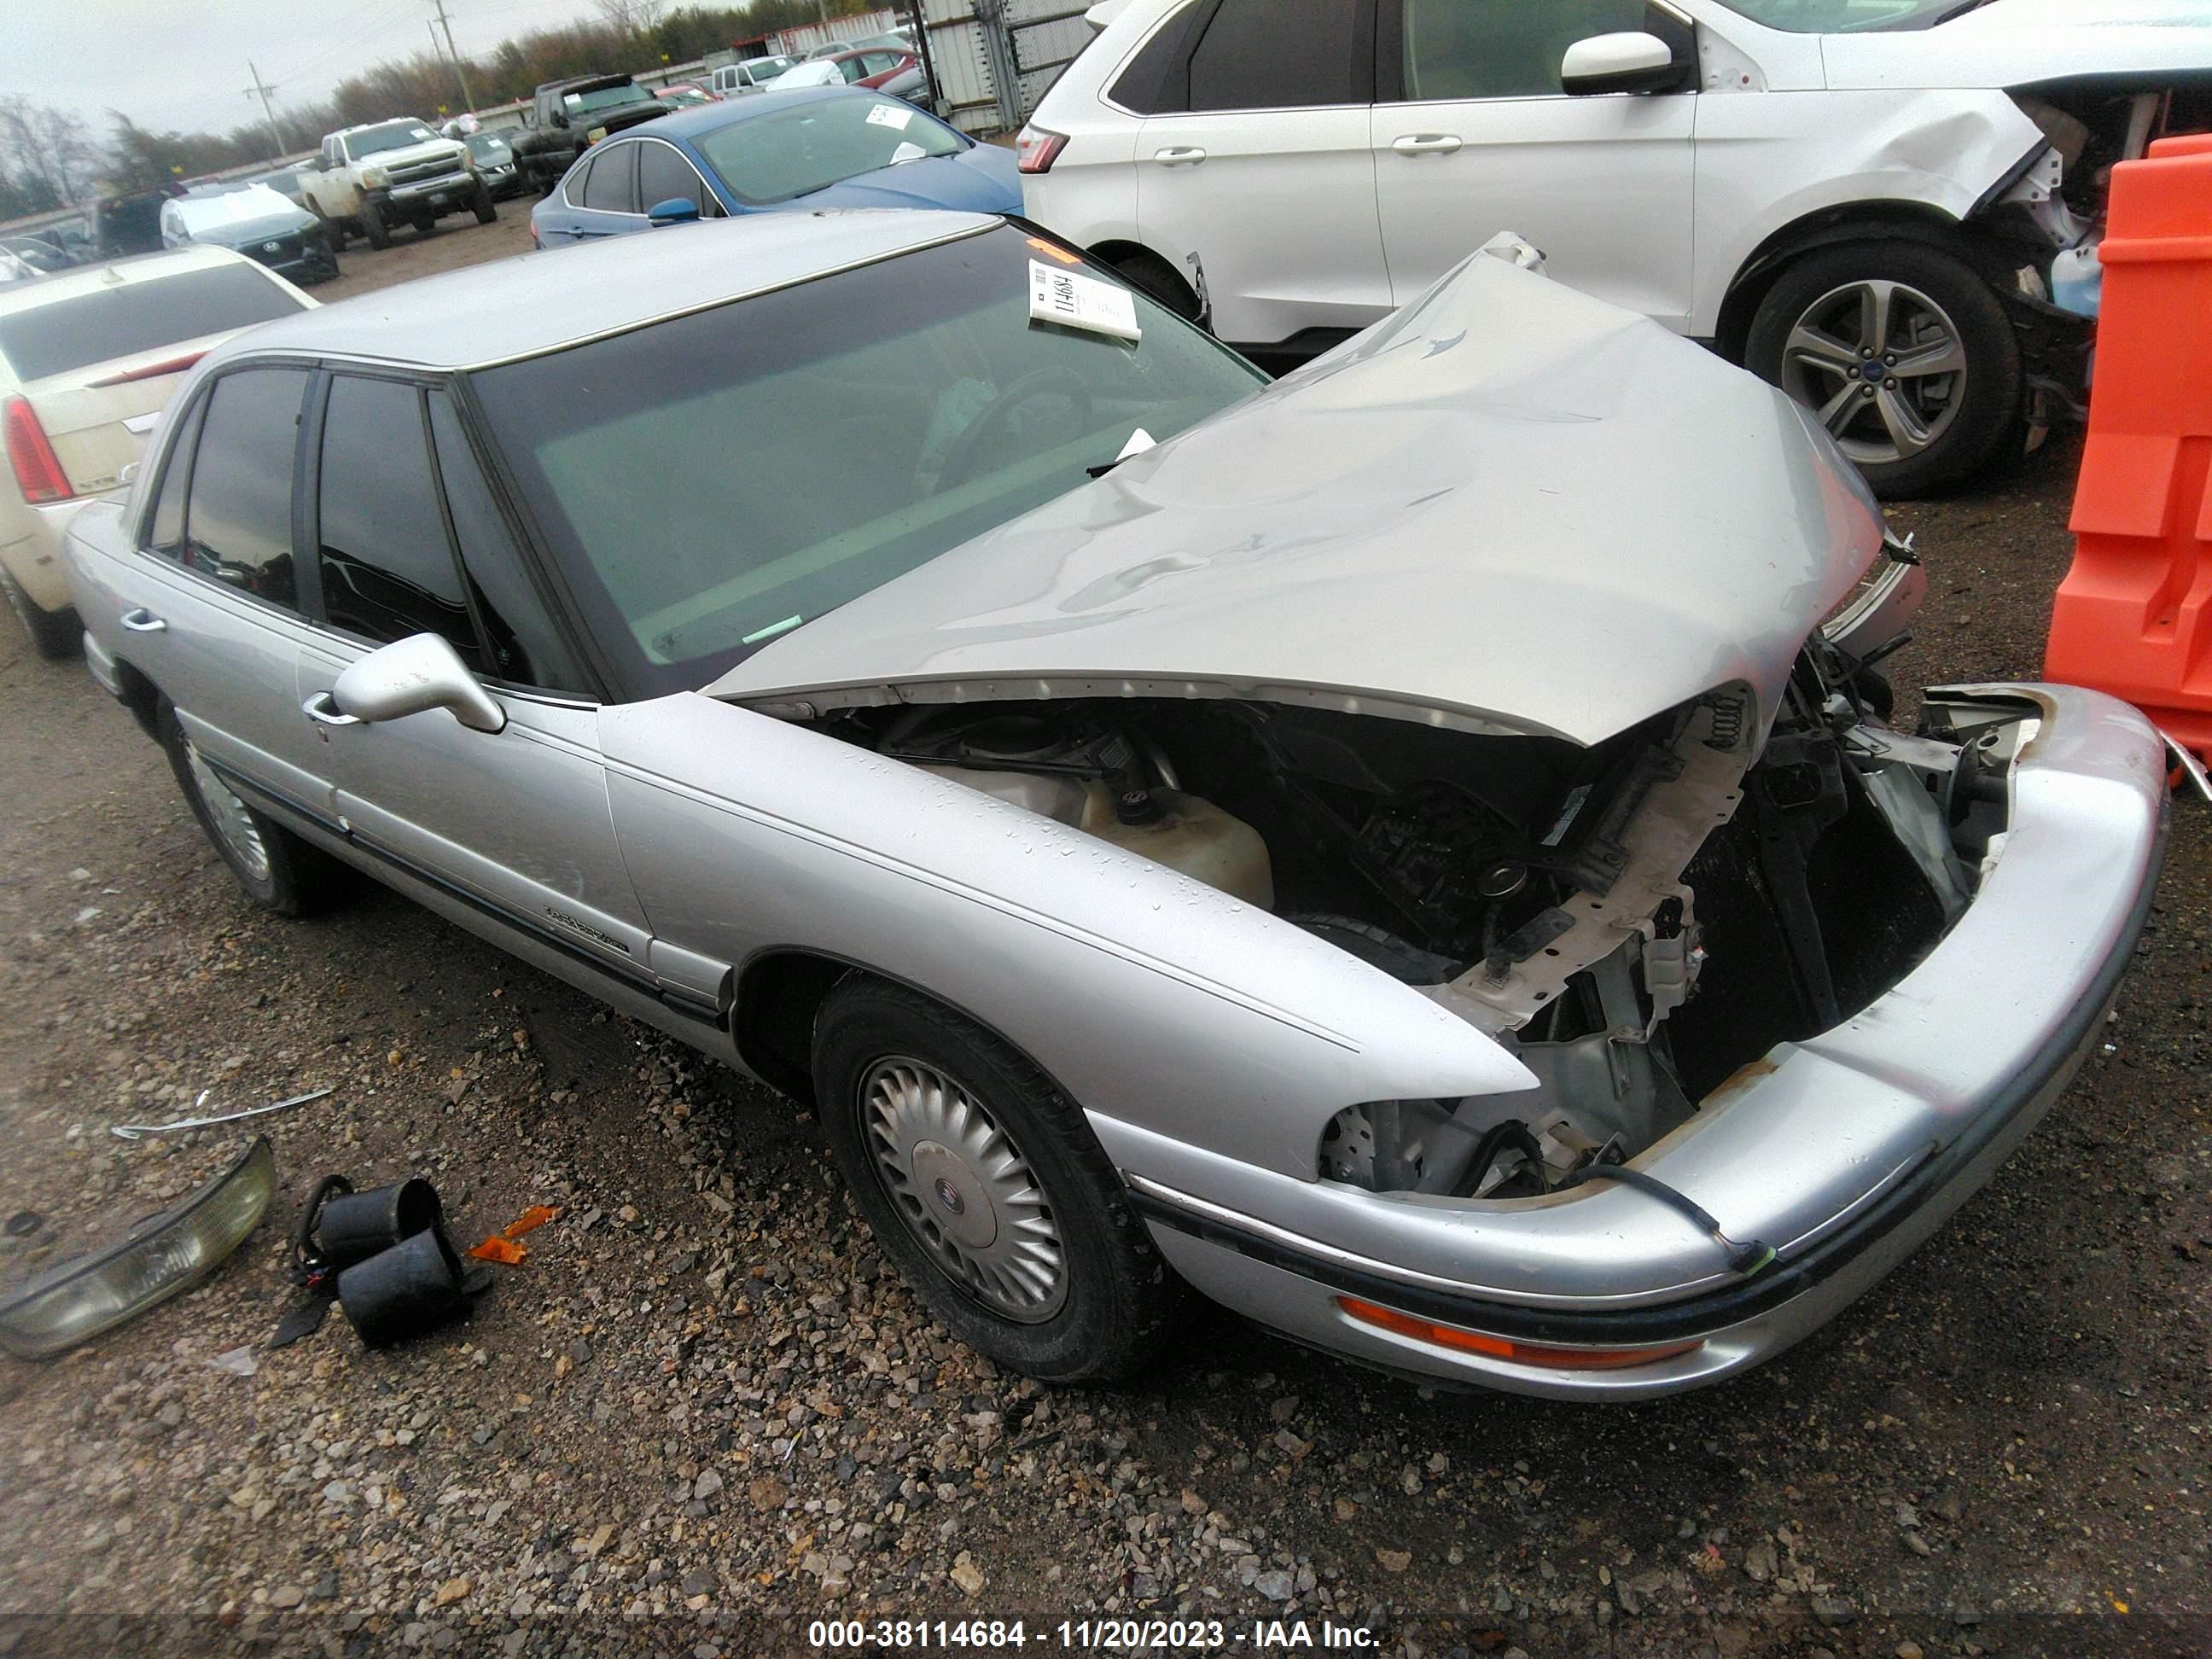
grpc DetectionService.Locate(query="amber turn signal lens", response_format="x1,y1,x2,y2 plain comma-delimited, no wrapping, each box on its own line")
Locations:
1337,1297,1703,1371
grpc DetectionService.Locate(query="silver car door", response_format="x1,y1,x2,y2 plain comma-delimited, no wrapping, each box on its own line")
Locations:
293,372,661,995
103,363,335,816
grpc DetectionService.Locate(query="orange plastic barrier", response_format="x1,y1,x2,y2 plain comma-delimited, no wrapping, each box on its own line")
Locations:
2046,134,2212,760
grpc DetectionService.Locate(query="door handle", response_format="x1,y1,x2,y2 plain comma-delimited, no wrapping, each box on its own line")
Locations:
119,608,167,633
1153,146,1208,166
1392,134,1463,156
301,690,364,729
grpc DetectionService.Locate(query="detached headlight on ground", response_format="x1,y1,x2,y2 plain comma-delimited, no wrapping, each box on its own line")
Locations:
0,1138,275,1359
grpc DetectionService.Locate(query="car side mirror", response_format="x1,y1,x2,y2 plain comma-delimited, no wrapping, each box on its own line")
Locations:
331,633,505,733
1561,32,1688,97
647,196,701,226
550,111,568,129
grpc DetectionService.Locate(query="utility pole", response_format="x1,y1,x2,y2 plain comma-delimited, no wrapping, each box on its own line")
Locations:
429,0,475,114
244,61,286,158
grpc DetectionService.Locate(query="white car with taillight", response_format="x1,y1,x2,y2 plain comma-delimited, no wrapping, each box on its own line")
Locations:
0,245,314,657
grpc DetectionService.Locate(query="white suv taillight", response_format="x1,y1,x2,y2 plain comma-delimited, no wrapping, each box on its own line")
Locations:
1016,125,1069,175
3,395,73,505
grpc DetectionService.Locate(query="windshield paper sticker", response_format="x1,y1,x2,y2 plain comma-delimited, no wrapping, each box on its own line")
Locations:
1028,260,1141,344
864,102,915,130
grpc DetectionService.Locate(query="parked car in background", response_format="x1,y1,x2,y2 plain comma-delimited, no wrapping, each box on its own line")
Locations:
463,131,526,201
1,236,74,274
1,246,314,656
91,188,182,259
655,83,719,110
161,183,340,286
1022,0,2212,496
300,119,493,250
60,211,2168,1396
707,55,798,97
512,75,670,193
248,167,312,207
775,48,928,103
531,89,1019,247
805,30,916,59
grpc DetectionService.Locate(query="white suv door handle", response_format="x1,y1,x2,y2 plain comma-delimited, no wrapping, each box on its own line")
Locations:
1153,146,1208,166
119,608,167,633
301,690,364,729
1392,134,1463,156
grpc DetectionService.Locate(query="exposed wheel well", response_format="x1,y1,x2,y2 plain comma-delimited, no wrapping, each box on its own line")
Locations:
114,656,162,741
1713,201,1987,364
732,950,852,1105
1088,239,1200,311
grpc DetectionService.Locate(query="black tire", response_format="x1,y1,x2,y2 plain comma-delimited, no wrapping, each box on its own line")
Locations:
1109,249,1202,323
155,701,346,917
358,198,391,251
471,181,497,224
317,208,346,252
0,567,80,660
812,977,1178,1383
1745,239,2023,499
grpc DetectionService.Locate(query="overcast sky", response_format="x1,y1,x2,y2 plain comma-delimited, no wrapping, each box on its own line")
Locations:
4,0,613,140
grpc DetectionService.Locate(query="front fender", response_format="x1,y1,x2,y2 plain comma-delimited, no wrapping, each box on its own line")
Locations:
601,695,1534,1179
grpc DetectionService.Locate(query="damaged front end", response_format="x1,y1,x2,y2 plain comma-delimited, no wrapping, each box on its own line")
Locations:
1982,76,2212,424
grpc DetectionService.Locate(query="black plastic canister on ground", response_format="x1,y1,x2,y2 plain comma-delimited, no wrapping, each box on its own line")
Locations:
314,1179,444,1268
337,1225,469,1348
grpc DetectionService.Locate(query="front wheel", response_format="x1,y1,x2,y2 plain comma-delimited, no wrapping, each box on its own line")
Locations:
317,208,346,251
471,181,497,224
812,978,1178,1383
1745,240,2023,499
358,198,391,251
157,701,346,917
1109,249,1202,324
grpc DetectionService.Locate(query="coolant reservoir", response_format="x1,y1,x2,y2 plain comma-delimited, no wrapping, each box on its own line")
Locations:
915,766,1274,908
1075,783,1275,910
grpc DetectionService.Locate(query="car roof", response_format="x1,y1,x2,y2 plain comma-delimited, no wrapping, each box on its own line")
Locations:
637,84,894,141
0,244,261,319
205,208,999,371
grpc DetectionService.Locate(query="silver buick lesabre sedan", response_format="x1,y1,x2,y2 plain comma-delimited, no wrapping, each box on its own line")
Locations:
62,210,2168,1399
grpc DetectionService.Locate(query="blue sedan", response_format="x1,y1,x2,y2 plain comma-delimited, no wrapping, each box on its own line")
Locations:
530,87,1020,247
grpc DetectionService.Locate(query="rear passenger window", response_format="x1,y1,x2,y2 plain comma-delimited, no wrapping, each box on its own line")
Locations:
426,391,583,692
180,367,310,608
564,155,595,201
637,143,703,213
1109,2,1205,114
147,394,207,554
1400,0,1651,101
581,143,638,212
315,375,481,666
1188,0,1365,112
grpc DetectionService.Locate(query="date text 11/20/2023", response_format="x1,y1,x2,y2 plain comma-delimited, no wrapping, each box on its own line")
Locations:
808,1619,1381,1650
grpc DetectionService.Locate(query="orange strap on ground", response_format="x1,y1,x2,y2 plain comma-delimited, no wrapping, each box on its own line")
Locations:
2046,134,2212,761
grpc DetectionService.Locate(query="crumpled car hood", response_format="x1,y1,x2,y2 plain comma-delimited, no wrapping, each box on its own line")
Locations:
1822,2,2212,90
710,253,1883,748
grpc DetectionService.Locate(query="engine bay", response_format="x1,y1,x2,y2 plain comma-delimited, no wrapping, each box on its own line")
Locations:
814,629,2017,1204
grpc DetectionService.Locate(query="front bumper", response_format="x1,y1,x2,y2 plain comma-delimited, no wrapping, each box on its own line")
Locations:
378,173,474,211
1104,684,2168,1399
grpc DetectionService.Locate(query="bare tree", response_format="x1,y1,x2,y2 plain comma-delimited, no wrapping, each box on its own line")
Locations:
0,96,99,205
591,0,670,37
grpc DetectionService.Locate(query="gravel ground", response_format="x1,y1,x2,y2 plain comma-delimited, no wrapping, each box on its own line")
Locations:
0,220,2205,1659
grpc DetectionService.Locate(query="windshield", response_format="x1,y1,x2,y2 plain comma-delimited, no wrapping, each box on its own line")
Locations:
466,133,512,161
0,262,304,382
568,83,655,116
348,121,439,157
469,224,1267,698
175,187,300,232
750,56,796,80
1709,0,1976,29
694,93,965,206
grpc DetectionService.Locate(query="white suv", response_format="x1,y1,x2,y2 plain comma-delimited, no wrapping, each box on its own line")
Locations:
1021,0,2212,495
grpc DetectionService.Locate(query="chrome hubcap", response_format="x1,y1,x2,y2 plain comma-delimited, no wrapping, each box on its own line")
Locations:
861,1057,1066,1322
1778,278,1966,466
184,738,271,882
